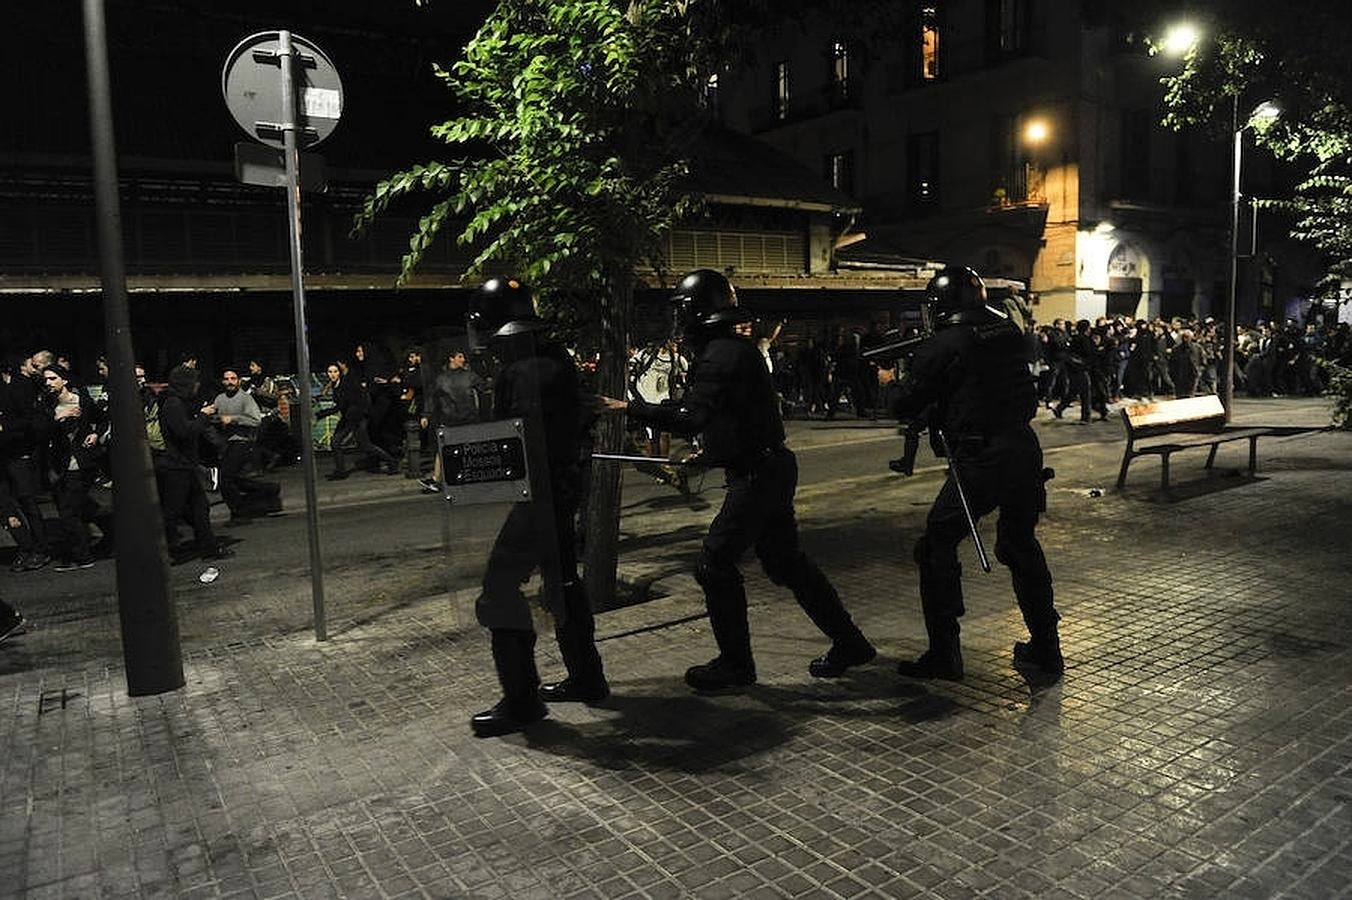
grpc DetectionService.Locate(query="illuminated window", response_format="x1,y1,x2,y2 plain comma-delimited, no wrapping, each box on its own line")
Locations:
831,40,851,104
922,7,940,80
825,150,855,195
774,61,790,121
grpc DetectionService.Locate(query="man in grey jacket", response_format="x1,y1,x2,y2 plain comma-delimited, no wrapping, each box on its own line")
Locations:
419,349,488,493
212,368,281,523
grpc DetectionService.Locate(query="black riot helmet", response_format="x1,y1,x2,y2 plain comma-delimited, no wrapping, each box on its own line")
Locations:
669,269,750,344
467,277,545,351
923,265,989,330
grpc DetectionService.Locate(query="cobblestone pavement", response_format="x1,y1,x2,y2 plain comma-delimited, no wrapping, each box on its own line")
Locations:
2,400,1349,899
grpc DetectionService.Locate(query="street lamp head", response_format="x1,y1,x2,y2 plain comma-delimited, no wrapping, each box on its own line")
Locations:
1161,22,1201,57
1023,119,1049,145
1250,100,1281,122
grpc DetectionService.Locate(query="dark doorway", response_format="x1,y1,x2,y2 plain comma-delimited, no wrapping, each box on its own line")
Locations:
1107,276,1142,318
1161,278,1195,320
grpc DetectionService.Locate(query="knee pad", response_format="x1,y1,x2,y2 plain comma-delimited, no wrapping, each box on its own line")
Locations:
695,556,741,592
760,550,804,587
475,587,533,631
913,535,930,567
995,533,1037,569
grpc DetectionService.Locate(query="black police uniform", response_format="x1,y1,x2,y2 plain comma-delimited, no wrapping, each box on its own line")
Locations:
628,331,873,689
468,283,606,737
890,308,1061,681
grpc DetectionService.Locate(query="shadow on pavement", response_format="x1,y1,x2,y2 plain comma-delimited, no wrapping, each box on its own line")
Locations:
1123,472,1264,503
616,524,706,554
525,685,793,773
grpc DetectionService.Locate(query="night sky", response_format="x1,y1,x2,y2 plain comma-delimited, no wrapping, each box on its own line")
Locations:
8,1,499,171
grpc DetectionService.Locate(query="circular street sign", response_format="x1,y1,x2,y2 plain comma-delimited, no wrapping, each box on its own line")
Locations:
222,31,343,150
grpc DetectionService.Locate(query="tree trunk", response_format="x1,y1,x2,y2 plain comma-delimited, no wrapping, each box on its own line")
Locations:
582,272,634,609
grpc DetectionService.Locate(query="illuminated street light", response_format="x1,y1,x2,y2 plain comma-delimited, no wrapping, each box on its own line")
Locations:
1021,117,1051,202
1161,22,1201,57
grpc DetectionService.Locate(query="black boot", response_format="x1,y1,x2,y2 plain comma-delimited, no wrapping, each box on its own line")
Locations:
685,655,757,692
542,583,608,705
688,568,755,692
777,552,874,678
1013,626,1063,683
472,629,547,737
809,635,877,678
897,616,963,681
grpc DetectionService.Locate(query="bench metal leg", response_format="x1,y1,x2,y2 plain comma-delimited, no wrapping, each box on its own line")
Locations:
1249,436,1259,476
1160,452,1171,491
1205,443,1219,469
1116,451,1134,489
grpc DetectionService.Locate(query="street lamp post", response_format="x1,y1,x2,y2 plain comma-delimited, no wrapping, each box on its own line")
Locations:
1224,95,1242,422
1223,97,1280,422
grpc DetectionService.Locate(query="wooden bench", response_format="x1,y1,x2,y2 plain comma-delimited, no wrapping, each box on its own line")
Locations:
1117,396,1272,491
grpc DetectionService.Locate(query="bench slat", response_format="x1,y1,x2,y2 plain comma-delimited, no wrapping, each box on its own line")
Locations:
1122,395,1226,433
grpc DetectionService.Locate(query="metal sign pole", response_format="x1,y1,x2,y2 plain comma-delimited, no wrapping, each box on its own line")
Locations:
278,30,327,640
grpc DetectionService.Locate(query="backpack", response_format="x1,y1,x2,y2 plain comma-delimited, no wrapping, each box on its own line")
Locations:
144,395,165,451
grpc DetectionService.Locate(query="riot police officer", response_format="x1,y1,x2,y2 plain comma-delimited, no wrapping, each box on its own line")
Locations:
466,277,607,737
881,266,1063,683
603,269,874,691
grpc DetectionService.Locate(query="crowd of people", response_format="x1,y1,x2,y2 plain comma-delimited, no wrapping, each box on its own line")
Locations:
1029,313,1352,421
0,340,504,640
727,311,1352,424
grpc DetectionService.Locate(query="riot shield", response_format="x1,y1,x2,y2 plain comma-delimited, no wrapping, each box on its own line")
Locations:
436,417,568,634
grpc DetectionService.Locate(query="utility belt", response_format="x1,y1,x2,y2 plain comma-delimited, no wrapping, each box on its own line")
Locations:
725,443,787,479
943,426,1029,454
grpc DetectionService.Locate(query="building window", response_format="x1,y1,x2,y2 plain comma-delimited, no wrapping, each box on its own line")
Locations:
1121,107,1151,201
985,0,1030,63
773,60,790,121
907,131,939,208
921,7,941,80
830,40,852,106
826,150,855,196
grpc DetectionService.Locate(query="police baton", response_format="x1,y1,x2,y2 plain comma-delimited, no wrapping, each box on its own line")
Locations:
589,452,699,466
935,429,992,574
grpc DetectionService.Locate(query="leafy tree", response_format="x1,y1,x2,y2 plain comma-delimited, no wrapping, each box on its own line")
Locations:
1138,0,1352,300
354,0,724,605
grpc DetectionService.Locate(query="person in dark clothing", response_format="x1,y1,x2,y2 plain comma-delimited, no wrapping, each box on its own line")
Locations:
4,355,53,569
465,277,607,738
320,362,398,480
604,269,874,692
880,266,1062,684
796,338,830,418
1053,320,1106,422
156,365,232,563
41,364,112,570
1042,320,1071,408
1124,320,1154,399
1149,321,1176,396
1,363,52,571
